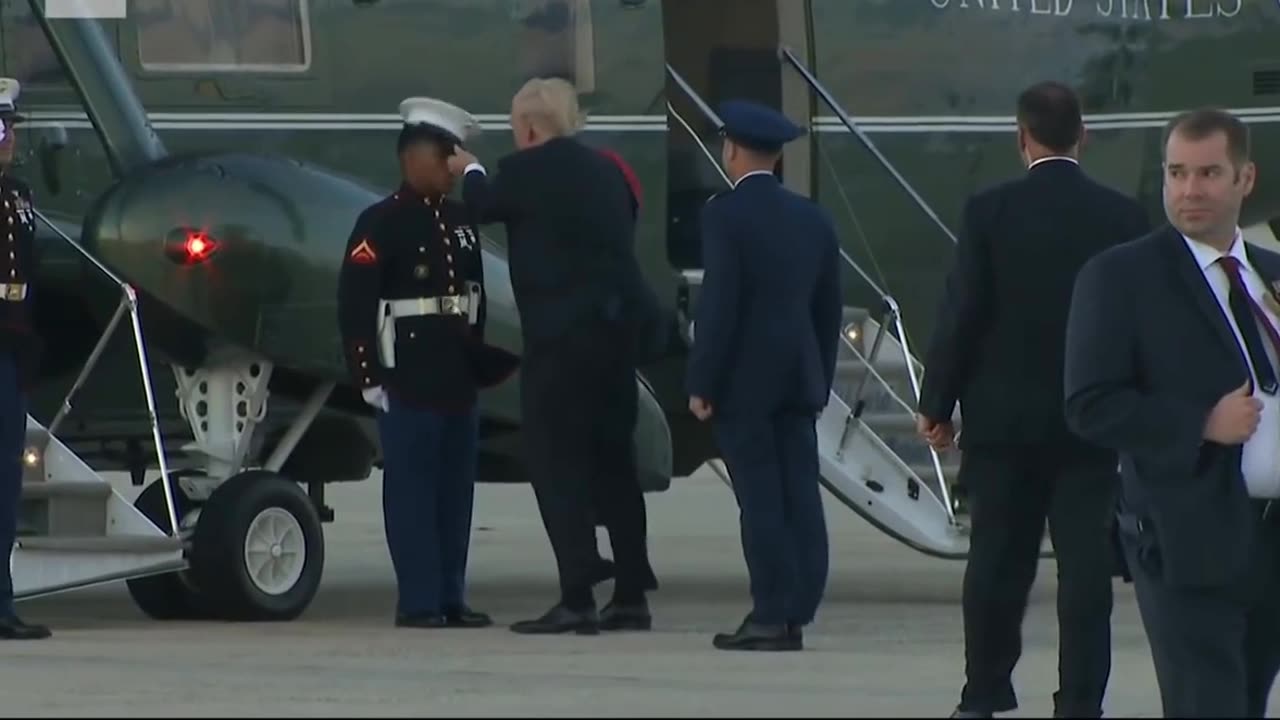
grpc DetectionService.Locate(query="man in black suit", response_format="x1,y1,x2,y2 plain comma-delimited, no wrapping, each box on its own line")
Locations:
447,78,660,635
916,82,1149,718
1065,108,1280,718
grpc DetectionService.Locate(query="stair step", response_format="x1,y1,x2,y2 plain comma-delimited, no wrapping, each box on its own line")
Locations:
20,481,112,500
16,535,184,554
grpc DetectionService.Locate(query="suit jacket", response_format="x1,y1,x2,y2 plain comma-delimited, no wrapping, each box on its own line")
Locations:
1064,226,1280,588
918,159,1149,461
462,137,666,358
686,173,842,417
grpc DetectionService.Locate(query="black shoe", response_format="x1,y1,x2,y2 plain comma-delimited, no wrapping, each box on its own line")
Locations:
0,615,52,640
510,604,599,635
395,613,448,629
599,599,652,631
786,622,803,644
443,606,493,628
949,708,993,719
711,609,798,650
713,617,801,651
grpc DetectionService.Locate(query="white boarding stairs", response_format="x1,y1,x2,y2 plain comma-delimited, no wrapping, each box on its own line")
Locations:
13,417,184,599
704,303,969,560
815,306,967,559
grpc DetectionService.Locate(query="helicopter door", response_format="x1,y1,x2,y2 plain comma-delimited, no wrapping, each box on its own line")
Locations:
661,0,812,270
119,0,334,110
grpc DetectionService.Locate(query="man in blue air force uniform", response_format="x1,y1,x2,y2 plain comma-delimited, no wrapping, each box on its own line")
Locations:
336,97,519,629
687,100,843,651
0,78,50,641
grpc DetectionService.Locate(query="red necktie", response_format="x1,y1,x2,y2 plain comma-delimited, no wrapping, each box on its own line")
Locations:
1219,256,1280,393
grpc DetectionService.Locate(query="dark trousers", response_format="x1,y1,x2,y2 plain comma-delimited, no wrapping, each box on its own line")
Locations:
0,351,22,618
376,396,479,617
1123,501,1280,718
957,448,1118,717
521,319,655,610
712,411,828,626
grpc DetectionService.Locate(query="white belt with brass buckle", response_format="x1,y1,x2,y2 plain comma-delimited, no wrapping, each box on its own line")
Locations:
386,295,470,318
0,283,27,302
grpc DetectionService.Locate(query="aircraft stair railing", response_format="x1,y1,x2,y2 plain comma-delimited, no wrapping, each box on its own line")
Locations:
664,64,966,559
778,46,958,245
11,210,184,601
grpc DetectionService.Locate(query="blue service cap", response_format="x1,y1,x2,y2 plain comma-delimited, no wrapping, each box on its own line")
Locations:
717,99,803,154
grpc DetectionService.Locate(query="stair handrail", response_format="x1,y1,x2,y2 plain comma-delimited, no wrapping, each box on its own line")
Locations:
33,210,180,539
778,46,958,245
665,62,956,525
776,49,958,523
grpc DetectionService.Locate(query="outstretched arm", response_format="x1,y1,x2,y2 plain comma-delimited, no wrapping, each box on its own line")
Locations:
450,149,516,225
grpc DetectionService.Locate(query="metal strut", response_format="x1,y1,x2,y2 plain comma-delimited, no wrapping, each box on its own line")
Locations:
35,210,180,538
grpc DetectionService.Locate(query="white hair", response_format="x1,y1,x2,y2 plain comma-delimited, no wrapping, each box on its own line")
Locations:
511,77,586,137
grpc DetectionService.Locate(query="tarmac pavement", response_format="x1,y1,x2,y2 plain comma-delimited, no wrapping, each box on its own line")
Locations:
0,466,1226,717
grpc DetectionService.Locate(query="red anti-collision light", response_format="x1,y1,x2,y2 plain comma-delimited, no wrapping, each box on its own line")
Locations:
165,229,220,265
185,232,213,260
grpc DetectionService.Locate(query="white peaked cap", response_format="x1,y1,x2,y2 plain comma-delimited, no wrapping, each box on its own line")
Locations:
398,97,481,144
0,78,20,141
0,77,20,115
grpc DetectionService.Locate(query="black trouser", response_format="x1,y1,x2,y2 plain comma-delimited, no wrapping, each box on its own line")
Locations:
1123,500,1280,718
712,411,828,627
957,447,1118,717
520,319,656,610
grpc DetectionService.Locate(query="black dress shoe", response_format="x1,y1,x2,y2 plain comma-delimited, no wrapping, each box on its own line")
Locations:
712,618,801,651
599,600,652,631
787,622,803,644
510,604,599,635
0,615,51,640
949,708,993,719
395,613,448,629
443,606,493,628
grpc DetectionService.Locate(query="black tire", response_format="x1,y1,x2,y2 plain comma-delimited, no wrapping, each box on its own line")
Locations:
188,470,325,622
125,477,211,620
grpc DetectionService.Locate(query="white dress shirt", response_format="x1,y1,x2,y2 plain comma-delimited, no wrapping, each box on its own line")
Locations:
732,169,775,188
1183,230,1280,498
1027,155,1079,170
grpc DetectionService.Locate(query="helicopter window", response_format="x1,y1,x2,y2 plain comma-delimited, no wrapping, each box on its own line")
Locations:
134,0,311,72
513,0,595,94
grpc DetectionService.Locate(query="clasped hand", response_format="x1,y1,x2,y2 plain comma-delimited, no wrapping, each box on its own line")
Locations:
1204,379,1262,445
916,414,954,450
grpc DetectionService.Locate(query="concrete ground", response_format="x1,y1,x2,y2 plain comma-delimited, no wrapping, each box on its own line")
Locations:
0,466,1236,716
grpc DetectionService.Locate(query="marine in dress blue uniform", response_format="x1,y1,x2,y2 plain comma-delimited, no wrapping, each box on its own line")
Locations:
337,97,519,629
687,100,843,652
0,78,51,640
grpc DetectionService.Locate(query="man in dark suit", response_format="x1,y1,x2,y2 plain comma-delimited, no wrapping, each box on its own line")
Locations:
687,99,843,652
915,82,1149,718
447,78,660,635
1065,108,1280,718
